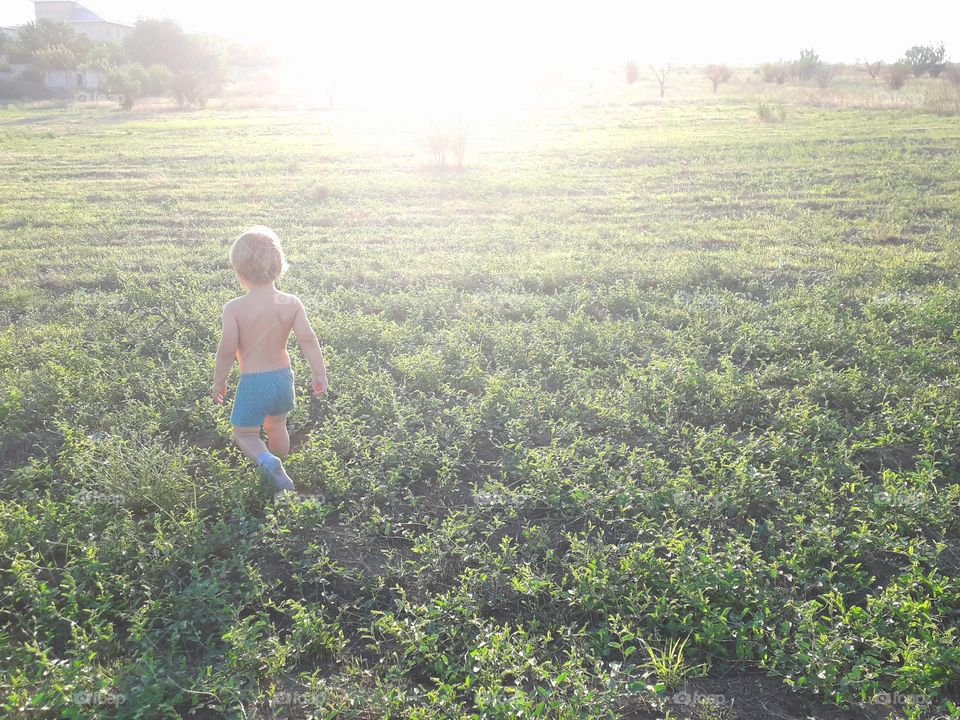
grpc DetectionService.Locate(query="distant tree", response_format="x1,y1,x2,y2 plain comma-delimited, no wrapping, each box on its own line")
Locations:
8,19,90,65
902,46,926,77
33,45,77,87
124,18,186,68
884,62,911,90
901,42,948,77
33,44,76,87
126,20,228,107
625,60,639,84
105,63,147,109
705,64,732,93
169,34,228,107
813,62,840,89
80,41,125,73
792,48,820,80
927,43,948,77
863,60,884,80
650,64,670,97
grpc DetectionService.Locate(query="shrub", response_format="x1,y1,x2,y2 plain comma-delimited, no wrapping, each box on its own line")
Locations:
863,60,884,80
170,68,223,108
705,64,732,93
625,60,639,85
420,117,469,168
421,126,446,166
143,63,172,97
813,62,840,89
62,430,198,515
104,62,147,109
884,62,911,90
760,62,789,84
792,48,820,80
757,102,787,122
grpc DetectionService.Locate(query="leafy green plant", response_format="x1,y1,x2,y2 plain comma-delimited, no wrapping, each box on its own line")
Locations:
642,635,707,690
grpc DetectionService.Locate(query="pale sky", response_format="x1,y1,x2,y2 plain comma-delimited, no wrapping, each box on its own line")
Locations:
3,0,958,66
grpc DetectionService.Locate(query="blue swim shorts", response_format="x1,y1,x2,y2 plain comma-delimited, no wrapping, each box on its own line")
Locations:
230,366,296,427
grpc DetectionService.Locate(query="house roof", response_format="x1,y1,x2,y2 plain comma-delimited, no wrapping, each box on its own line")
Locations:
33,1,132,26
69,6,105,23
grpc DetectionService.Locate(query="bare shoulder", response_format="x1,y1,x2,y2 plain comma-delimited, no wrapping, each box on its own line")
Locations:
222,297,244,315
277,291,304,311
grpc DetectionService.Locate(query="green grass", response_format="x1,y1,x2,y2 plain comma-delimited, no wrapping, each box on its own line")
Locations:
1,84,960,719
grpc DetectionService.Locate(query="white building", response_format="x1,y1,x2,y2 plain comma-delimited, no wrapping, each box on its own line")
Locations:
33,1,132,44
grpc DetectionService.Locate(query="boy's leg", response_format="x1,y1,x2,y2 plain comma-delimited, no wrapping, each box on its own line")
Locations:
234,423,295,494
262,414,290,457
233,425,268,460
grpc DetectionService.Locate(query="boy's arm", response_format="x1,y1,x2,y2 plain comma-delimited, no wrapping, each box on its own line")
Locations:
292,298,328,395
211,303,239,403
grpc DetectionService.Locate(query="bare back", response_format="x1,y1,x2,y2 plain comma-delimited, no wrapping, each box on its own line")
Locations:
228,289,300,374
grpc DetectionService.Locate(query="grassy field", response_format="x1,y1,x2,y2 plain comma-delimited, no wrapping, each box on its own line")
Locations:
2,76,960,719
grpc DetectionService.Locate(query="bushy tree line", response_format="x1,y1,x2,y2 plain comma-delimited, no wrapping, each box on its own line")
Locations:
759,49,843,89
757,43,951,94
859,43,950,91
0,17,244,108
615,42,951,99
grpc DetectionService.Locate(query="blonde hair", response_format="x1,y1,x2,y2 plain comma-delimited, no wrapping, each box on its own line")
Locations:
230,225,288,284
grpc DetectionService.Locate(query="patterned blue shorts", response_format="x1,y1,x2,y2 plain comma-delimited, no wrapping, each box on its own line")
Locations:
230,366,296,427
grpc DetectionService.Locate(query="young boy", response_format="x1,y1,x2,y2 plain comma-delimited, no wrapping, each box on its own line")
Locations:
211,225,328,496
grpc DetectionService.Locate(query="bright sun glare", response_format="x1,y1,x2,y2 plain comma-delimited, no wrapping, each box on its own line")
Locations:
273,2,581,115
